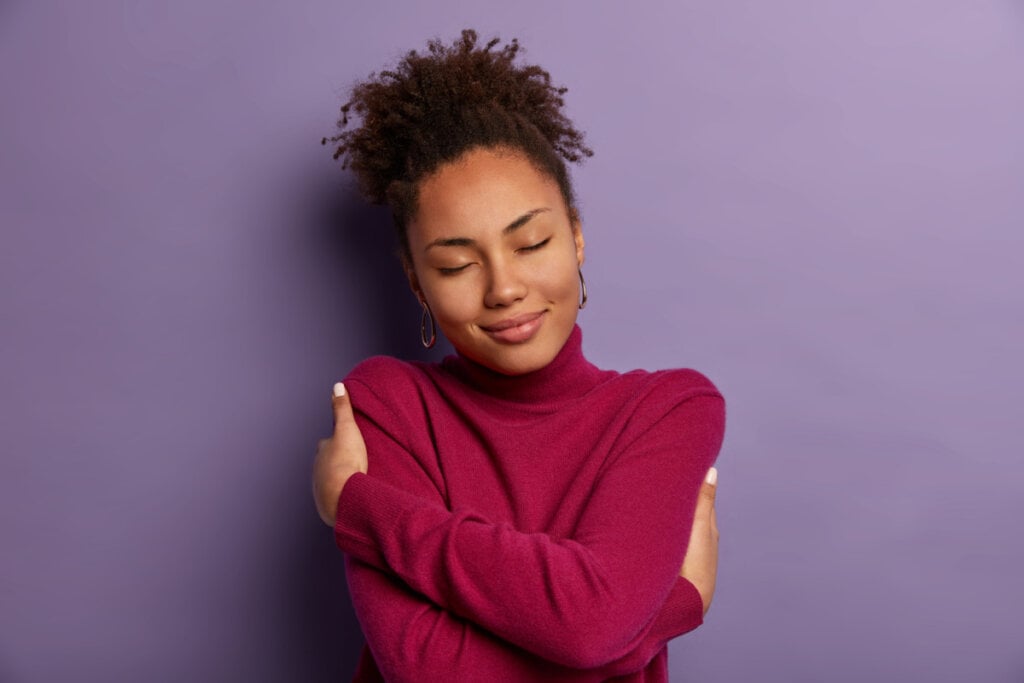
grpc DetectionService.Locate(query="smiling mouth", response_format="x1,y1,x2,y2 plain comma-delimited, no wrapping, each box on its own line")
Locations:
480,311,546,343
481,311,545,332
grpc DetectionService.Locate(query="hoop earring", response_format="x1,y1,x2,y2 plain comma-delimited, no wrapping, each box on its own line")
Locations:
420,300,437,349
578,268,588,310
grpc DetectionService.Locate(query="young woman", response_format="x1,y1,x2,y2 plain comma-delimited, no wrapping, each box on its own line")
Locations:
312,30,726,682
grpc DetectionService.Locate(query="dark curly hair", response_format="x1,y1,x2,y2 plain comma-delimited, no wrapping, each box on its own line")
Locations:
321,29,593,263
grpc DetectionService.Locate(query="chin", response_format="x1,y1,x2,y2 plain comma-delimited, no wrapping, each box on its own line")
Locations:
489,343,558,375
450,341,535,376
493,358,543,376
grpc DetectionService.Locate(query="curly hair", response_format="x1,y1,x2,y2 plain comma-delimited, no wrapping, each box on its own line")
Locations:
321,29,593,262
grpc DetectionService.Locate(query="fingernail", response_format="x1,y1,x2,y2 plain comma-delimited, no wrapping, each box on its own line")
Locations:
333,382,345,398
705,467,718,485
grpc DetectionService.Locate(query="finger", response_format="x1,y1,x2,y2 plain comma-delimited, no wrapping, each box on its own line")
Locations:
700,466,718,503
331,382,356,435
709,502,718,535
705,466,718,487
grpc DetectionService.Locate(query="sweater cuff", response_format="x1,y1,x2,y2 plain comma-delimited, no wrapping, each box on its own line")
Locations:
655,577,705,640
333,472,401,569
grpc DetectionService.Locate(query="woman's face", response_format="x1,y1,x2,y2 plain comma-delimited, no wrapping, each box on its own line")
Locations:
405,146,585,375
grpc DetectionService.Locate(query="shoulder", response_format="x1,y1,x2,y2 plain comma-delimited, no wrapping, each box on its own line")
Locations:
620,366,724,410
610,367,725,440
348,352,419,385
343,355,439,424
346,356,434,393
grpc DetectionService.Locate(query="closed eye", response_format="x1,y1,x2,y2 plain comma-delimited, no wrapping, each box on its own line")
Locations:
518,237,551,253
438,264,470,276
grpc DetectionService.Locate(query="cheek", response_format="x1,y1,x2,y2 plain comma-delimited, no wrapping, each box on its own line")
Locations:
542,252,581,301
425,280,479,326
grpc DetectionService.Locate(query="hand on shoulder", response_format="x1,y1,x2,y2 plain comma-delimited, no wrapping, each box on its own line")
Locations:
312,382,368,526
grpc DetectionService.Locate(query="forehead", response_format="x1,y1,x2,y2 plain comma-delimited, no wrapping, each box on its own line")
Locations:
410,148,565,240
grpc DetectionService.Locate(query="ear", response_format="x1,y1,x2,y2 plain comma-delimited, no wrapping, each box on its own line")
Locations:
402,253,425,303
570,210,585,268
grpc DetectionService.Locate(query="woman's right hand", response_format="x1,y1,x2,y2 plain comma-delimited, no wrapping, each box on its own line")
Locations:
312,382,369,527
680,467,719,616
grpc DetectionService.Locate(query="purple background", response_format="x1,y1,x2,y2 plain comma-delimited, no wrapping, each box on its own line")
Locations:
2,1,1022,681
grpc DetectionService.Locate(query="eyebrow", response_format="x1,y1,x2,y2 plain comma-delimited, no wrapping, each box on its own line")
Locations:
424,208,551,252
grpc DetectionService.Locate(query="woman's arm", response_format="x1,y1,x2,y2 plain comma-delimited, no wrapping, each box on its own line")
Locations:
333,378,724,669
336,400,709,678
345,551,706,681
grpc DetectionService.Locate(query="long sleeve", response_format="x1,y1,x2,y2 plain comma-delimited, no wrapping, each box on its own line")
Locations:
345,556,703,682
340,405,707,680
335,377,723,670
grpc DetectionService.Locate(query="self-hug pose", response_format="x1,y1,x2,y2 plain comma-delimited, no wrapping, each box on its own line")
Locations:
314,29,726,682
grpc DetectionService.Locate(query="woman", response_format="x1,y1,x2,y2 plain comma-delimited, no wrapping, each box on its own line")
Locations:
313,30,725,682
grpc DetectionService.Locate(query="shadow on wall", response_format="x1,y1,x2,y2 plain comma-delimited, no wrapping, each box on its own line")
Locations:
316,179,452,361
285,179,453,681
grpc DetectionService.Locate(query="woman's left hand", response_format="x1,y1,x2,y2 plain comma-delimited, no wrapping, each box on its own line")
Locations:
312,382,368,526
680,466,719,616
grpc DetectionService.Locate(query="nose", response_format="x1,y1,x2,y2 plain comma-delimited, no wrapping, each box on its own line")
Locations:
483,257,527,308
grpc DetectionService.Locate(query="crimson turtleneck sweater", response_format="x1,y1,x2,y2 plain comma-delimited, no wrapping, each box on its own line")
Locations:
335,324,725,682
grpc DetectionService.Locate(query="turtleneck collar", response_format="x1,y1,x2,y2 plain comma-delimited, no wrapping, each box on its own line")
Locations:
441,324,610,406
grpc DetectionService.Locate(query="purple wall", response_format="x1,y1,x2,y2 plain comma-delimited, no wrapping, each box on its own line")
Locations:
2,1,1022,681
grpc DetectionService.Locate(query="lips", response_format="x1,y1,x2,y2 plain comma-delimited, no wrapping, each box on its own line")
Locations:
480,311,546,343
481,311,545,332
